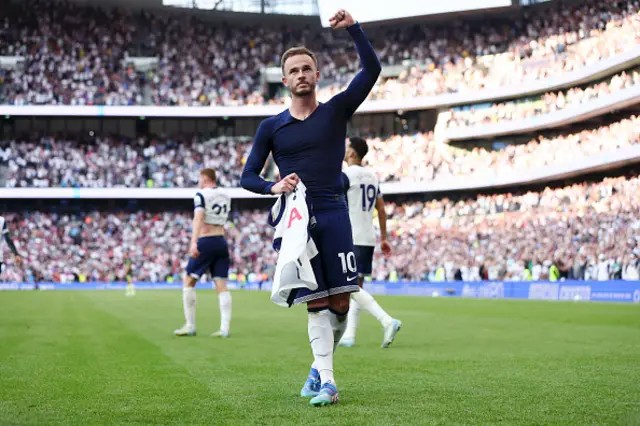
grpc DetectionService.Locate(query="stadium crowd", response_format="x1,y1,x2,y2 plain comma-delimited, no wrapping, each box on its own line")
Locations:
0,0,638,106
2,115,637,188
444,68,640,129
356,115,639,183
0,136,253,188
3,172,640,283
296,0,640,104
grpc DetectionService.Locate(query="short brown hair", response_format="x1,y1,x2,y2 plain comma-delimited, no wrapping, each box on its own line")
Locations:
200,168,216,183
280,46,318,75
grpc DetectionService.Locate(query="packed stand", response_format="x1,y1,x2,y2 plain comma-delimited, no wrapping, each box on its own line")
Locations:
1,115,637,188
312,0,640,103
0,2,145,105
375,172,640,282
366,115,640,183
0,136,252,188
3,172,640,283
0,208,276,284
444,68,640,129
1,0,639,106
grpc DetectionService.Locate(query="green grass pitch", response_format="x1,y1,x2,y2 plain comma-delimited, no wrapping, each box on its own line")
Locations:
1,290,639,425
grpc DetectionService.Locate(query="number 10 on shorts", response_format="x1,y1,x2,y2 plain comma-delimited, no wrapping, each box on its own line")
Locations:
338,252,357,274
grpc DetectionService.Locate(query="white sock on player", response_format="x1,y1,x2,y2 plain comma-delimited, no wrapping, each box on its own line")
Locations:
342,298,360,342
218,291,232,334
308,310,335,385
182,287,196,329
352,287,393,328
329,309,348,353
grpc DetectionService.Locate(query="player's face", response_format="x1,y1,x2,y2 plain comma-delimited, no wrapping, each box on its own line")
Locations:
282,55,319,96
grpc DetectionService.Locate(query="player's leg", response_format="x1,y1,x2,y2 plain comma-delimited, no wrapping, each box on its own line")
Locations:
175,243,210,336
328,293,350,353
309,210,359,407
125,275,136,297
348,246,402,348
340,245,372,346
295,255,331,399
211,237,232,337
175,274,198,336
354,284,402,348
212,279,232,337
304,296,334,401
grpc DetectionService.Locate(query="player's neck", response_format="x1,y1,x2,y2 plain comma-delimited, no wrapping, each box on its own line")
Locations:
289,93,318,121
346,159,362,167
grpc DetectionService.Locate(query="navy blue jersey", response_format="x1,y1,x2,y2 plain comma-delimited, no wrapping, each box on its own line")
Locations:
240,23,381,211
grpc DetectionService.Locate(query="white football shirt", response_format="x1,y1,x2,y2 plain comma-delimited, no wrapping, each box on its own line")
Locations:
193,188,231,226
343,165,381,247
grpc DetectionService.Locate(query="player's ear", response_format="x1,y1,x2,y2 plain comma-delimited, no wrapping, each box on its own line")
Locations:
281,77,287,86
316,71,320,81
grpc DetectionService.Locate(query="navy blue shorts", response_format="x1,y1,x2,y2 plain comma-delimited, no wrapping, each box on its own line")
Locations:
293,209,360,304
354,245,375,278
186,236,229,280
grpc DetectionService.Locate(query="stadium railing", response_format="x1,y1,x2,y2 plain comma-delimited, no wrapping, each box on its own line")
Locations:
2,145,639,198
1,47,638,116
441,84,640,142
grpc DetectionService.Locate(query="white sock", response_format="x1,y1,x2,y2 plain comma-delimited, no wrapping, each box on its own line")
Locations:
329,309,348,353
342,298,360,342
308,310,335,385
182,287,196,329
218,291,232,334
352,288,393,328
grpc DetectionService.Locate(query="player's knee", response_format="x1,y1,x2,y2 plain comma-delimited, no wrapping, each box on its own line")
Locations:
307,298,329,313
328,294,350,316
214,279,228,293
183,274,197,288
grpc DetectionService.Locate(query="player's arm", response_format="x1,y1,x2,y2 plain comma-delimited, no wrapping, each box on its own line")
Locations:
241,120,276,195
374,193,392,258
3,223,22,264
5,234,20,256
241,120,299,195
190,194,205,258
330,10,382,117
341,172,350,194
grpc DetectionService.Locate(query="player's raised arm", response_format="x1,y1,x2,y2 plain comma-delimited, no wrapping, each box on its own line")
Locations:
330,9,382,117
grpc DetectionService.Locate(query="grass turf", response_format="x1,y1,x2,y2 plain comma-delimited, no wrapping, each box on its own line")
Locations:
0,290,639,425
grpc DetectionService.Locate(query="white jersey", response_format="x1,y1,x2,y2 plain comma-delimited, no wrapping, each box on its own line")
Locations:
0,216,5,262
343,165,381,247
193,188,231,226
